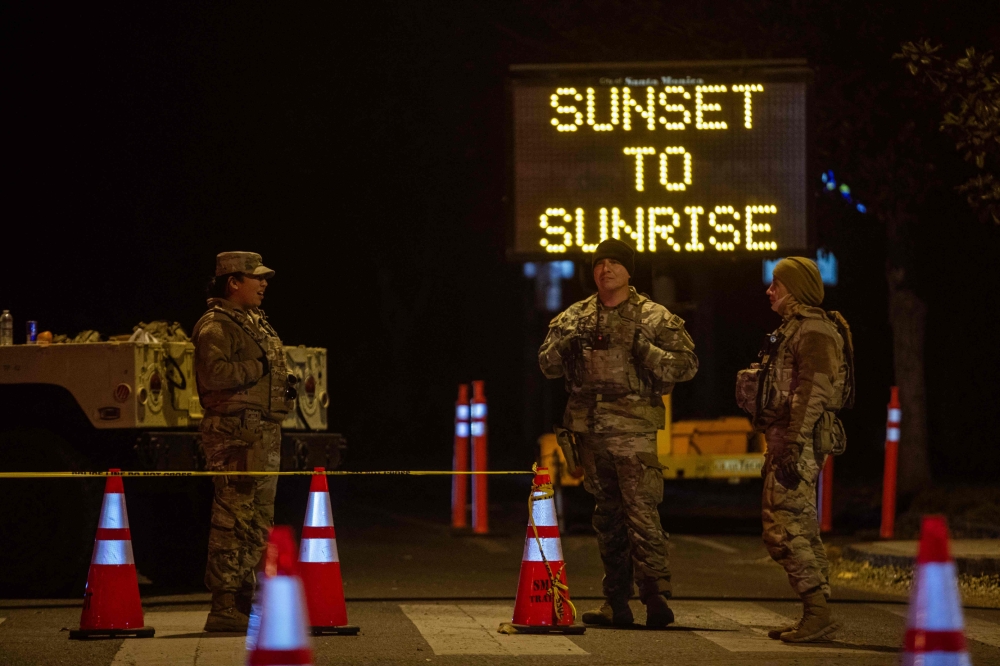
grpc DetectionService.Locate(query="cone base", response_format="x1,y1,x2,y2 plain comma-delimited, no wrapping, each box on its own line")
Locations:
69,626,155,640
311,624,360,636
497,622,585,635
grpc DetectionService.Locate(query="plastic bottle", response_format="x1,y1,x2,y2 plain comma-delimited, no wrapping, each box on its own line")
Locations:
0,310,12,346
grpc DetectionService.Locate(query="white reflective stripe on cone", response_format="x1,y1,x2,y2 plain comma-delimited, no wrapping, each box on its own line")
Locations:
92,540,135,565
887,427,900,442
300,538,339,564
530,496,557,527
910,562,964,631
99,493,129,529
523,537,564,562
258,576,311,650
304,492,333,527
888,408,901,422
902,653,972,665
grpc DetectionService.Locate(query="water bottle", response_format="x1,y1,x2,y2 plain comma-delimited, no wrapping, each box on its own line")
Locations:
0,310,12,346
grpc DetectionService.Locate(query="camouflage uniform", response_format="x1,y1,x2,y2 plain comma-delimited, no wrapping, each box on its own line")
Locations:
539,287,698,602
193,297,292,595
736,299,848,596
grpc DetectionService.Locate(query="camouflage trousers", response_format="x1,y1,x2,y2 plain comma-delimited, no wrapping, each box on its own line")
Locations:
200,412,282,594
577,432,671,602
761,429,831,597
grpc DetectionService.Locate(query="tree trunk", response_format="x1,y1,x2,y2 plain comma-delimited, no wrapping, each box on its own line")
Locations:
886,266,932,496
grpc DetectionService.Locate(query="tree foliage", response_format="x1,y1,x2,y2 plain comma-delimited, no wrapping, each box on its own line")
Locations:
897,42,1000,224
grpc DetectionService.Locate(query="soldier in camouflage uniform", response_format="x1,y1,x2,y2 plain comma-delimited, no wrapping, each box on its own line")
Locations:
539,239,698,628
736,257,853,643
193,252,296,632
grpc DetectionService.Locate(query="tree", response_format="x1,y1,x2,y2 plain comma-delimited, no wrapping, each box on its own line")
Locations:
897,42,1000,224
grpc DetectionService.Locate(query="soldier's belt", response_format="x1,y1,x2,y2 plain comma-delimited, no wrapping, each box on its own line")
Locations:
591,392,631,403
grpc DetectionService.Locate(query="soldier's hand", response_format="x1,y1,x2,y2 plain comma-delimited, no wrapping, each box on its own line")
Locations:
632,332,660,365
772,448,801,490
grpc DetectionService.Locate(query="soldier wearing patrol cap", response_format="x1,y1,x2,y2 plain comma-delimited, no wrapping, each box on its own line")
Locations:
538,239,698,628
192,252,298,632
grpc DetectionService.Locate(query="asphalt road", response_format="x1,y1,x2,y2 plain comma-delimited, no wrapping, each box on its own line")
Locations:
1,479,998,665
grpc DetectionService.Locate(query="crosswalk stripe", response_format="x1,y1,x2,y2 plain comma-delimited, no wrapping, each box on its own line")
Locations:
674,535,739,554
400,604,587,656
111,611,244,665
680,601,881,655
874,603,1000,648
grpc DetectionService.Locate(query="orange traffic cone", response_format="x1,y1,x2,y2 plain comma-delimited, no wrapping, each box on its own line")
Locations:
498,465,584,635
299,467,359,636
247,526,313,666
902,515,971,666
69,469,154,639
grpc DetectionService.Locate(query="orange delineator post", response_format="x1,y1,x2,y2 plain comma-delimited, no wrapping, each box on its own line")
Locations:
452,384,470,530
819,456,834,533
880,386,901,539
471,380,488,535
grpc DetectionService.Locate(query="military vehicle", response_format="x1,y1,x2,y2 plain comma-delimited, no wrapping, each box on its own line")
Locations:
0,328,344,596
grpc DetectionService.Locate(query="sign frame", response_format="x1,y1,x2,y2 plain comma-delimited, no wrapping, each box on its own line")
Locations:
505,59,816,262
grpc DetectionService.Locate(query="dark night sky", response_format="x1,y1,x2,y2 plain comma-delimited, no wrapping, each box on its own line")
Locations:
3,2,999,481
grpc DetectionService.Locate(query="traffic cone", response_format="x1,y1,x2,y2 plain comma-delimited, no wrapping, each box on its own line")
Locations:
247,526,314,666
498,465,584,635
299,467,359,635
902,515,971,666
69,469,154,639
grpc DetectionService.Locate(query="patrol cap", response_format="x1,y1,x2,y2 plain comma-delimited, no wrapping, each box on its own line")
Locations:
215,251,275,279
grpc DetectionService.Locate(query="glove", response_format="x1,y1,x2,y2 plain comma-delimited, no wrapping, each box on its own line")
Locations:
772,446,801,490
632,333,662,366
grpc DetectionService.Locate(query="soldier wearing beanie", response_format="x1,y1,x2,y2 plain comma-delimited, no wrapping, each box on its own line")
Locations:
538,238,698,628
735,257,854,643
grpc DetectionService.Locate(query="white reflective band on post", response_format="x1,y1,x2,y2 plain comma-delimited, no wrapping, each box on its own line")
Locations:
300,538,339,563
911,562,964,631
470,403,487,419
530,496,557,527
903,654,970,665
99,493,129,529
470,422,485,437
305,492,333,527
257,576,311,650
887,428,900,442
523,537,563,562
456,405,470,420
92,540,134,565
455,423,470,438
888,408,901,423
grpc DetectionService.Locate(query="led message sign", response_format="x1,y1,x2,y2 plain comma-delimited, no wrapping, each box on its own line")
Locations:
509,63,808,257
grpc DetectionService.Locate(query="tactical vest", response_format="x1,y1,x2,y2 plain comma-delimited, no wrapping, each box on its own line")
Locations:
200,305,292,419
568,294,662,399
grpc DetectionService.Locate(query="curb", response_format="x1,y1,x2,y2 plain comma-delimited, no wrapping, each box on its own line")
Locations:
843,543,1000,577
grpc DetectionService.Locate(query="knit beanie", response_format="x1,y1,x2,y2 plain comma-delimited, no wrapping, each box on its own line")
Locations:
592,239,634,277
773,257,824,306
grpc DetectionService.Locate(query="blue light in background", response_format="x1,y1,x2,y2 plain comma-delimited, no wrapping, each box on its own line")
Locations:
762,250,839,286
524,261,576,312
523,262,537,278
821,169,867,214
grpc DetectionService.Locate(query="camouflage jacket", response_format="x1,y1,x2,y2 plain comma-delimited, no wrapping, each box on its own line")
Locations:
192,298,291,419
737,300,848,452
539,288,698,434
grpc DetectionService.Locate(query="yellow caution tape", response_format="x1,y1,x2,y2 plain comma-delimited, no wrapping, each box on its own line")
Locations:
526,462,577,625
0,470,534,478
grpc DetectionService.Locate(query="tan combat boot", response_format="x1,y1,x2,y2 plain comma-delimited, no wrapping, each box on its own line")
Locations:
644,594,675,628
581,599,634,626
204,592,250,632
767,619,799,640
780,589,840,642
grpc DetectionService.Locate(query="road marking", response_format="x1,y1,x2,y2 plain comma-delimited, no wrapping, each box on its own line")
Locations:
467,539,512,555
111,611,244,666
400,604,587,656
684,601,881,655
875,603,1000,648
674,535,739,554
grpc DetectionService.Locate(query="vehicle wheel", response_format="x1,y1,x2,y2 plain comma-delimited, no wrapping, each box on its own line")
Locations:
0,428,101,597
